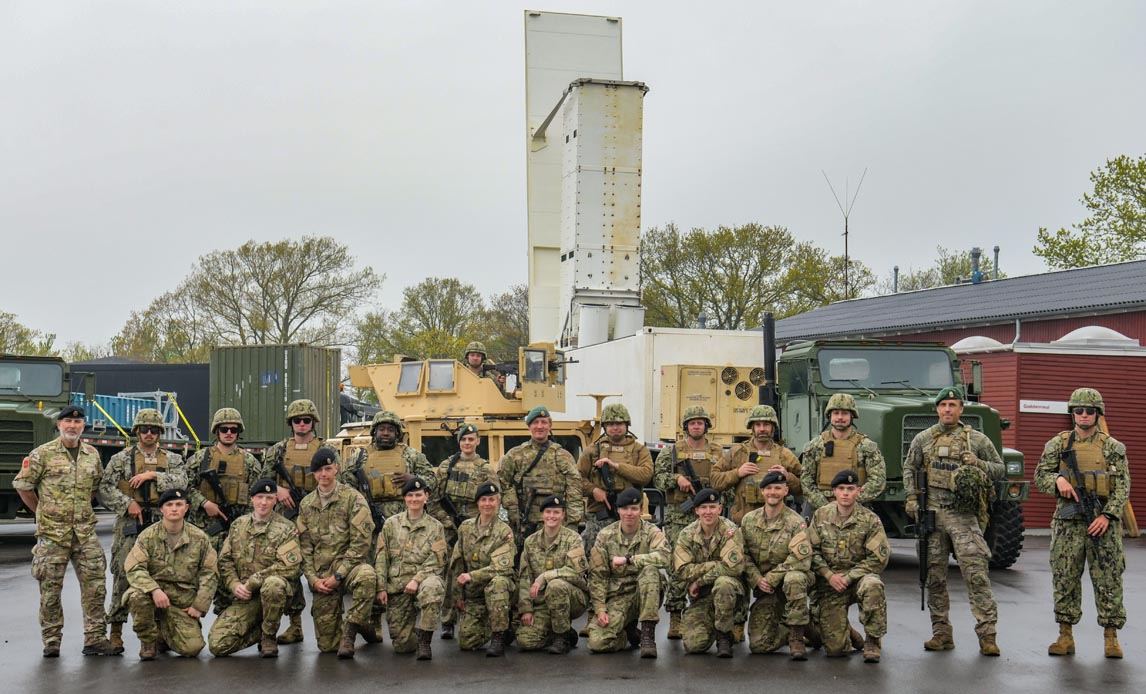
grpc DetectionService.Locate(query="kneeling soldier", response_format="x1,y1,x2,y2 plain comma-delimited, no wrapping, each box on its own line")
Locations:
448,482,516,656
516,496,590,654
674,488,745,657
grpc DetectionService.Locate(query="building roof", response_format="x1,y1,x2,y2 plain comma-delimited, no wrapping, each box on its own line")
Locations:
775,260,1146,342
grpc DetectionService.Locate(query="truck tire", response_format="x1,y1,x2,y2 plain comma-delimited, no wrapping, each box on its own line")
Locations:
985,501,1024,569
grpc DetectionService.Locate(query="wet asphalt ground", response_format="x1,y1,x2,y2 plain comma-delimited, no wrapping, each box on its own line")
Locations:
0,516,1141,694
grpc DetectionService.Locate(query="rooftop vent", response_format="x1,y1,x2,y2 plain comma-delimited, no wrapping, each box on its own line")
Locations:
1052,325,1139,347
951,335,1005,351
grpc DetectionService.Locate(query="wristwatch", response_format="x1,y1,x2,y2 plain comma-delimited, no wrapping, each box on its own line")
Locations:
334,571,345,582
624,554,633,566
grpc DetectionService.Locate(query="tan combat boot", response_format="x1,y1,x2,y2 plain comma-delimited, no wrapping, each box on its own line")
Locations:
82,638,117,656
788,624,807,661
337,622,357,659
1047,623,1075,656
639,621,657,659
923,631,955,651
1104,627,1123,659
978,633,1000,657
109,623,125,654
863,634,882,663
731,623,745,644
416,628,433,660
139,641,157,661
579,617,590,638
667,612,683,640
260,634,279,658
277,613,304,645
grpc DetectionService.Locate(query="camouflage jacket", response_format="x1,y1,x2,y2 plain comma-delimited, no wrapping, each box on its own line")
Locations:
340,442,436,521
429,453,497,528
14,437,103,544
185,444,261,527
672,517,745,587
1035,429,1130,521
98,447,187,524
799,429,887,509
446,517,515,594
498,438,584,529
903,422,1004,510
219,512,302,593
296,482,375,587
259,436,341,497
577,433,654,514
740,505,813,589
588,520,669,613
125,521,219,614
375,511,447,592
806,503,890,583
652,438,724,508
517,526,589,614
711,441,802,523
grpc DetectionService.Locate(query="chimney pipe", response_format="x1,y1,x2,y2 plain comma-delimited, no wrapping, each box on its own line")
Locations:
893,265,899,293
993,245,1000,280
971,247,982,284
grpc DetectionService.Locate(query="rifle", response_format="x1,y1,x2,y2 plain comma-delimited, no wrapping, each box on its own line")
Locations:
596,459,620,522
273,461,307,521
675,448,706,512
201,469,242,537
1059,434,1102,532
122,485,158,538
355,467,387,532
915,469,937,610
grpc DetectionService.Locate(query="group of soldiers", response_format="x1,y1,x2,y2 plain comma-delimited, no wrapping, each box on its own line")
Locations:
15,378,1130,662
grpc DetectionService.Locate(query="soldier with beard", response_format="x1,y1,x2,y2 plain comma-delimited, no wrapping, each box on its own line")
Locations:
578,403,653,552
800,394,886,510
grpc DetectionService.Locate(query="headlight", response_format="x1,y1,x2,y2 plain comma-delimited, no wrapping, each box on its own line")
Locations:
1006,461,1022,475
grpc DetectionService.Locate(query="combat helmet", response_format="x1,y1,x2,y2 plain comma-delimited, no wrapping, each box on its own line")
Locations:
286,399,320,424
745,405,779,429
1068,387,1105,415
211,407,244,434
601,403,632,425
824,393,859,420
132,408,164,433
464,341,487,360
681,405,713,430
371,410,404,436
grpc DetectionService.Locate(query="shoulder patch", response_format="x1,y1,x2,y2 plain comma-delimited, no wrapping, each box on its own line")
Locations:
22,457,29,468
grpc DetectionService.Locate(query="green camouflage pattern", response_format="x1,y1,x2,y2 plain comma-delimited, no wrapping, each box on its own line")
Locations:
672,516,745,653
447,517,516,648
210,407,244,431
1035,430,1131,520
600,403,631,424
799,430,887,509
430,453,497,540
30,535,107,646
286,399,320,422
824,393,859,418
131,408,164,430
515,526,589,650
375,511,448,653
740,505,813,653
1067,387,1105,413
370,409,403,434
497,439,584,540
588,520,669,652
744,405,779,428
680,405,713,428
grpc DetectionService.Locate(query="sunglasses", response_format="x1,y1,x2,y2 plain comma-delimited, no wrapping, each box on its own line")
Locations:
136,426,162,435
1071,407,1097,416
217,426,241,435
291,417,314,425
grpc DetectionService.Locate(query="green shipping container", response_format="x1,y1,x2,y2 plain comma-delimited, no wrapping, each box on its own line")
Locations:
209,345,341,447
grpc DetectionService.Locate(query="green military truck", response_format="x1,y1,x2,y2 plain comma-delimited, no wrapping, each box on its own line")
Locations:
773,338,1029,568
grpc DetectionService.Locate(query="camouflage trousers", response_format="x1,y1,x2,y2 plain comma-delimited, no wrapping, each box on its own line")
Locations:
455,576,513,649
207,576,291,656
581,512,616,555
815,575,886,655
661,507,694,614
386,575,446,653
31,534,107,646
108,518,143,624
682,575,743,654
310,564,377,654
589,565,664,652
438,522,459,627
516,579,589,650
927,506,997,637
1050,517,1126,628
747,571,811,654
125,588,205,656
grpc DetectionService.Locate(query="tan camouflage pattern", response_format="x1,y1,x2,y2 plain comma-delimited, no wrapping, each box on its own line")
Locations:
375,511,448,653
515,526,589,650
740,505,813,653
498,439,584,539
711,441,802,523
341,442,436,521
672,517,745,653
588,520,669,652
447,517,515,648
799,428,887,509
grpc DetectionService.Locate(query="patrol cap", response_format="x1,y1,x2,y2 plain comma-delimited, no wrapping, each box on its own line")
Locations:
524,406,551,425
457,423,479,441
474,482,500,501
760,470,788,488
310,448,338,472
539,495,565,511
830,469,860,488
691,488,721,508
251,478,278,496
402,476,428,495
57,405,85,420
158,489,187,506
616,487,643,508
934,386,964,406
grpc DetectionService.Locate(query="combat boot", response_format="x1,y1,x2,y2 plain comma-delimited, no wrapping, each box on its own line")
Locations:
440,623,454,640
625,622,641,649
805,622,824,650
1104,627,1123,659
788,625,807,661
1047,623,1075,656
849,625,865,651
139,641,157,661
42,642,60,658
260,635,279,658
978,633,1000,657
923,631,955,651
82,638,118,656
277,613,304,645
715,630,734,658
108,622,125,655
357,619,384,644
416,628,433,660
337,622,357,659
639,621,657,659
487,631,506,658
547,631,571,655
667,612,683,640
863,635,882,663
579,620,590,638
731,622,745,643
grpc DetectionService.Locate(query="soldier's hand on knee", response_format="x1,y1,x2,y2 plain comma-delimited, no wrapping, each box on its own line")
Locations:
521,612,534,627
152,589,170,609
757,578,773,594
828,574,849,592
530,580,543,599
597,612,610,627
233,583,253,601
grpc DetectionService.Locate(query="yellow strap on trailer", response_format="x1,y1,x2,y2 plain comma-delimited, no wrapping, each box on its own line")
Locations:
168,392,202,450
88,399,132,443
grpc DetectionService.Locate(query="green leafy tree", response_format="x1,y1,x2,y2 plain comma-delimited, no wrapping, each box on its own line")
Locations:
354,277,485,366
0,311,56,355
781,243,876,315
109,290,215,363
878,246,1004,293
479,284,529,363
1034,154,1146,269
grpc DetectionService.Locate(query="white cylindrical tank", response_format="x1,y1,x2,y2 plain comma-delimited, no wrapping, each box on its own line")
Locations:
578,304,610,347
614,305,646,340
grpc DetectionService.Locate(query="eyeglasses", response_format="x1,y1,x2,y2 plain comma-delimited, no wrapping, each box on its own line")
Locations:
217,426,241,435
136,426,162,435
1071,407,1097,416
291,417,314,425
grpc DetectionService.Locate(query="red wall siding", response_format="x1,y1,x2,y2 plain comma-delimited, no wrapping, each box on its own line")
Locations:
875,311,1146,346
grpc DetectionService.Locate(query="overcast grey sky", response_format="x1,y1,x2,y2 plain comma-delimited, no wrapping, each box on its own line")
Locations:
3,1,1144,349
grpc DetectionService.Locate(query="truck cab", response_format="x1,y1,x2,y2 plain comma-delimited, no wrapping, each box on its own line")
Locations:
0,355,73,517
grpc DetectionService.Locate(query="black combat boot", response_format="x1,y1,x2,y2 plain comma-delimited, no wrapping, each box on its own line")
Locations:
716,630,734,658
337,622,357,659
639,621,657,659
487,631,506,658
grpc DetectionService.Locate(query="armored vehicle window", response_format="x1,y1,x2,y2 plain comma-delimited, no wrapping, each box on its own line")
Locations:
397,362,423,394
522,349,546,382
0,361,64,397
779,361,808,395
427,360,455,392
817,348,954,390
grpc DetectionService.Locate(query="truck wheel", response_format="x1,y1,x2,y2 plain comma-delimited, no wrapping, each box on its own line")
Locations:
985,501,1024,569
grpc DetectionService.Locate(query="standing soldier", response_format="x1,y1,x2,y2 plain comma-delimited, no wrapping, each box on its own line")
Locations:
375,477,448,660
296,449,377,659
587,488,669,658
673,488,745,657
15,405,116,657
98,408,188,655
806,470,889,662
124,489,218,660
740,471,813,659
499,406,584,554
1035,387,1129,659
800,394,887,510
447,482,516,656
653,405,723,640
260,398,341,645
903,386,1005,656
578,402,654,552
208,479,303,658
516,496,590,654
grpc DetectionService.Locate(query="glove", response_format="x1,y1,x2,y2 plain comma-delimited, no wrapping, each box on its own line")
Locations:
905,497,918,522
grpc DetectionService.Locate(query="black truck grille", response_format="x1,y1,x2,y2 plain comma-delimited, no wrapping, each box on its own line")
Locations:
0,420,36,466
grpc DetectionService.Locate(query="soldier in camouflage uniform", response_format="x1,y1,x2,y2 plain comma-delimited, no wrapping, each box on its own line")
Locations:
124,489,219,660
903,386,1005,656
806,470,889,663
578,402,653,552
516,496,589,654
296,449,378,659
800,394,886,510
588,487,669,657
740,471,814,659
499,406,584,554
15,405,116,657
208,479,303,658
184,408,260,615
653,405,724,640
98,408,188,653
375,477,448,660
463,340,506,390
259,398,342,645
447,482,516,656
1035,387,1130,659
673,488,745,657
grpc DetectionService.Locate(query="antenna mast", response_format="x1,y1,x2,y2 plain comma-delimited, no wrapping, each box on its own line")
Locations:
821,167,867,299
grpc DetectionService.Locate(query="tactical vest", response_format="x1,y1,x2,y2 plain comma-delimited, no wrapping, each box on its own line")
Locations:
443,455,482,507
281,440,321,493
743,447,779,504
816,431,867,491
667,441,717,504
1058,432,1111,498
199,447,250,506
116,447,167,506
595,439,636,491
361,445,407,501
926,425,971,491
